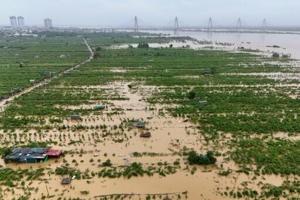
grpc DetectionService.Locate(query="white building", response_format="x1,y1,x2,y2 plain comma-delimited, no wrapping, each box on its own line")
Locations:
44,18,53,29
9,16,17,27
17,16,25,27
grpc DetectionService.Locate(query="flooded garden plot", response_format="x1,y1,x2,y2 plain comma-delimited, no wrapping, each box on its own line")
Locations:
0,32,299,199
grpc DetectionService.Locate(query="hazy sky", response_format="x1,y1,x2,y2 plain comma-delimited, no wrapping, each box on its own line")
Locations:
1,0,300,27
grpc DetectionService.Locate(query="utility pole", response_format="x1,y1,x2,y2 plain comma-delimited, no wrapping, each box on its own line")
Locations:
174,16,179,35
134,16,139,33
208,17,213,32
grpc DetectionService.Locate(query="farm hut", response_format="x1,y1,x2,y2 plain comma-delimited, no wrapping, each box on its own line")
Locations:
201,68,216,75
31,148,48,153
4,147,62,163
61,176,72,185
21,154,48,163
94,104,105,110
70,114,82,121
282,54,291,58
132,120,146,129
5,148,48,163
46,149,63,158
198,100,208,105
272,52,280,58
140,131,151,138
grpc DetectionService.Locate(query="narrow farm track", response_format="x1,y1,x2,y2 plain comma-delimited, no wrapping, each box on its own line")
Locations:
0,38,94,113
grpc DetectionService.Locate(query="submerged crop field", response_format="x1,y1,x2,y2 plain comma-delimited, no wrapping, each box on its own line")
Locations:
0,31,299,200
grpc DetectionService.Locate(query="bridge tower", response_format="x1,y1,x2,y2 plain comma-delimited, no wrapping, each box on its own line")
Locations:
174,16,179,35
134,16,139,32
262,18,267,31
236,17,242,32
208,17,213,32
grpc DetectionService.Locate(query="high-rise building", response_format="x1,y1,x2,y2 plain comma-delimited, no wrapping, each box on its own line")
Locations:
17,16,25,27
44,18,53,29
9,16,17,27
134,16,138,32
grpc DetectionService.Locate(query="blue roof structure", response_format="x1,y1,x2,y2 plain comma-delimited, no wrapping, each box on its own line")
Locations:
5,148,48,163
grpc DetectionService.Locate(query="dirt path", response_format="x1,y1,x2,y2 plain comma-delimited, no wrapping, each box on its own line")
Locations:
0,38,94,113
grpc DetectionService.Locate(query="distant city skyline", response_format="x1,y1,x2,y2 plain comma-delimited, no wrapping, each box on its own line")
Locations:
1,0,300,27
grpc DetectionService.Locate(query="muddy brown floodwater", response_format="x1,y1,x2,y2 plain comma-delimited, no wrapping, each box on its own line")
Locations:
0,81,287,200
147,30,300,59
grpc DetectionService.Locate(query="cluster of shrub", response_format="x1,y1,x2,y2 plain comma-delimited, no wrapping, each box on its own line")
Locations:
187,151,216,165
137,42,150,48
55,166,81,179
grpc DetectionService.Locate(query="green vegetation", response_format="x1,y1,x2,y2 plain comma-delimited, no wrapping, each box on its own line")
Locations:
223,180,300,199
0,34,88,98
186,90,196,100
55,166,81,179
148,84,300,135
262,180,300,198
0,147,12,158
232,139,300,175
137,42,149,48
98,162,179,179
187,151,217,165
0,168,44,187
1,40,291,129
0,31,299,199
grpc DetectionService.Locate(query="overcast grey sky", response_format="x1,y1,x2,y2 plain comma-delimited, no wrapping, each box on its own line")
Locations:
1,0,300,27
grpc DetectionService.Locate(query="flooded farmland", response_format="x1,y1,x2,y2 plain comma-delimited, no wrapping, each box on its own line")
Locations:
0,31,299,200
